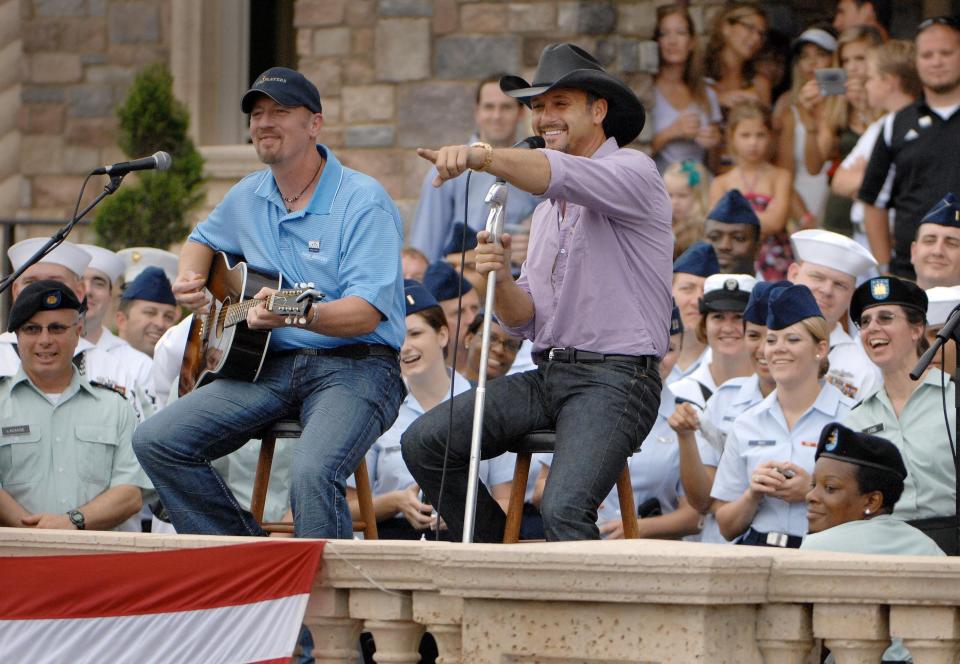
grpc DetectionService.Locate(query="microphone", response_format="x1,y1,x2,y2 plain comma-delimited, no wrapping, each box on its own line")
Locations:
92,151,172,176
512,136,546,149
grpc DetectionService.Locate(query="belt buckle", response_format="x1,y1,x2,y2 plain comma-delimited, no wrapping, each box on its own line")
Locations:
766,532,789,548
548,348,557,361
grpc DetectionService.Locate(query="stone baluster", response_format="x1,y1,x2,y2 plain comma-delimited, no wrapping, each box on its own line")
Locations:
756,603,814,664
890,606,960,664
813,604,890,664
350,588,424,664
413,591,463,664
303,588,364,664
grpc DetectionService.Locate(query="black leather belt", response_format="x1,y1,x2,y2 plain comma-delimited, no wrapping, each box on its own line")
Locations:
275,343,398,361
533,347,658,370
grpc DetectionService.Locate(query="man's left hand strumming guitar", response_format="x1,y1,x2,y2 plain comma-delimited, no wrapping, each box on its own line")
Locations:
133,67,407,540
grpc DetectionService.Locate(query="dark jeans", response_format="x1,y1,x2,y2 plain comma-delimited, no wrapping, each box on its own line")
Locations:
133,353,404,539
401,360,661,542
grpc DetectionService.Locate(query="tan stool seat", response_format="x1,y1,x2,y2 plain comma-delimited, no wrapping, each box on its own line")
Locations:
502,430,640,543
250,419,378,539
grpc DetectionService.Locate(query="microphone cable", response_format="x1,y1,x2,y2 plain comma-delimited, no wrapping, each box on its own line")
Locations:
433,169,473,541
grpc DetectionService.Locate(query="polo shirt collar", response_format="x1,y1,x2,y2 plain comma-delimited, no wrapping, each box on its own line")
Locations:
254,145,344,216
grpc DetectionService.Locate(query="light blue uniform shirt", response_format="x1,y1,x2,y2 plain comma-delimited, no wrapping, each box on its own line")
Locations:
844,369,957,521
712,383,854,537
188,145,405,351
408,161,540,262
597,384,684,531
693,374,766,544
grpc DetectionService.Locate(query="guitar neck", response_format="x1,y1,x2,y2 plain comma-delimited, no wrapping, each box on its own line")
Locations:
223,299,261,328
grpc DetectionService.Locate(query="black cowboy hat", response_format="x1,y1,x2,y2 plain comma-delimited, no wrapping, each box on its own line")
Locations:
500,43,645,147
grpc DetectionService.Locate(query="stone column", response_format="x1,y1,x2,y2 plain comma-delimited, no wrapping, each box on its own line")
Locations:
413,591,463,664
890,606,960,664
304,587,363,664
350,588,424,664
814,604,890,664
756,603,814,664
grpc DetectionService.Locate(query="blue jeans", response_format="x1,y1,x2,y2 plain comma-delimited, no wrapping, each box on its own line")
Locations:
401,360,661,542
133,353,404,539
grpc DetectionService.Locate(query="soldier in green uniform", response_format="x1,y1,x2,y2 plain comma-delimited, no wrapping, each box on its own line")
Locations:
0,281,146,531
843,276,958,554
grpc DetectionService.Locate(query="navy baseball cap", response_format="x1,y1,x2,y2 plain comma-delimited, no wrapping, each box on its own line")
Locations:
241,67,322,114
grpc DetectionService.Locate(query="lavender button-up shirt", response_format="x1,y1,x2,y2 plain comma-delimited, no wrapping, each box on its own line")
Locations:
504,137,673,358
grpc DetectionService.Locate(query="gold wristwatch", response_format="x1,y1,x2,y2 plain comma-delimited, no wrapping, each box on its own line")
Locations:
470,141,493,172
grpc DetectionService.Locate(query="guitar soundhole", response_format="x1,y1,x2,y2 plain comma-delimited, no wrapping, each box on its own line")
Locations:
216,296,231,338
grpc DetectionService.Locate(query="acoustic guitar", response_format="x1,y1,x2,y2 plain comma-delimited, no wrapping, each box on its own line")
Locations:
178,252,322,396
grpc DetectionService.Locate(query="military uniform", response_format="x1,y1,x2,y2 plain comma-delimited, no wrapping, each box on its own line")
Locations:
0,367,147,530
827,324,881,402
844,369,956,522
802,514,944,555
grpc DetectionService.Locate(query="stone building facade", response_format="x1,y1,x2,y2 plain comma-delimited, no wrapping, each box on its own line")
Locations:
4,0,952,242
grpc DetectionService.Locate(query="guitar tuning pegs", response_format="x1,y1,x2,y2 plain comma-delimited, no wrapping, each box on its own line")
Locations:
297,317,307,325
307,282,315,288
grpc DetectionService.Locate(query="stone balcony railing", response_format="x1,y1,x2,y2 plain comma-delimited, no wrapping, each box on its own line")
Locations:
3,529,960,663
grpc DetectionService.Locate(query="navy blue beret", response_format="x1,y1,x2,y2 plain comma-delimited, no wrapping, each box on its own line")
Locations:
670,301,683,336
9,280,86,332
422,261,473,302
743,280,791,326
766,284,822,330
121,266,176,306
920,193,960,228
442,222,478,256
849,277,927,324
673,240,720,277
816,422,907,480
404,279,440,316
706,189,760,227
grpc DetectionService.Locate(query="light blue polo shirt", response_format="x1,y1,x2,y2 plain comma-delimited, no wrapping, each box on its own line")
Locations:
188,145,405,351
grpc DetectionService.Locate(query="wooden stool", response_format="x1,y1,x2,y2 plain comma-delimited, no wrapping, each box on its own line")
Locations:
502,430,640,543
250,419,378,539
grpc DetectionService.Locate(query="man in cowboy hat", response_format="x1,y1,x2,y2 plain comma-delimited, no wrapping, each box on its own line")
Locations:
403,43,673,542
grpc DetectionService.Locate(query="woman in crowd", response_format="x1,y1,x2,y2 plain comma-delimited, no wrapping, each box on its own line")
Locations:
670,280,787,543
347,280,512,540
663,160,711,259
831,40,920,249
704,2,772,111
796,26,885,237
461,311,523,386
651,4,723,173
710,100,794,281
671,273,756,406
774,27,838,222
669,241,720,383
844,277,957,554
711,284,854,547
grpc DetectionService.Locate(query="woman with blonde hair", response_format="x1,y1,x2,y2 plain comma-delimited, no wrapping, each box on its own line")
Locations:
711,284,855,547
651,4,723,173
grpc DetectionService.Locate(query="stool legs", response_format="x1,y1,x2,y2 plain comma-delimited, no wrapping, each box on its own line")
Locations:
617,465,641,539
250,434,276,524
503,452,532,543
353,458,378,540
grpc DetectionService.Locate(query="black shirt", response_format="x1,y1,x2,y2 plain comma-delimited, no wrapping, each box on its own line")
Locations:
859,98,960,276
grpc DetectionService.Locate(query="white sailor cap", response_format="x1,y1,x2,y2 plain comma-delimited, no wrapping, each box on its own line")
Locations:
790,229,878,279
7,238,91,278
925,286,960,327
701,273,757,313
79,244,125,284
117,247,179,284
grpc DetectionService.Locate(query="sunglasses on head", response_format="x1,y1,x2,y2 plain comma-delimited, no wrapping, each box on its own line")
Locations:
918,15,960,32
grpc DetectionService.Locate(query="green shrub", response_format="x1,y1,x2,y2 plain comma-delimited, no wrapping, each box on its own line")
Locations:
94,62,205,250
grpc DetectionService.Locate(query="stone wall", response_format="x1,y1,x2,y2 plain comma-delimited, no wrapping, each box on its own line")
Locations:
17,0,169,234
0,0,22,218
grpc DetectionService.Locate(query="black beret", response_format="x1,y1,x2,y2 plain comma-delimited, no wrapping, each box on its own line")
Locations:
8,280,85,332
850,277,927,325
816,422,907,480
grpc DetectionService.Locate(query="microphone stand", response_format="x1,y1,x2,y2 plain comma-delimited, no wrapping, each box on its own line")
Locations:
0,173,125,294
462,178,508,543
910,302,960,556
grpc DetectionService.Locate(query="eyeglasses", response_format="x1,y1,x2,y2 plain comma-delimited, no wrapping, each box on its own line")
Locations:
490,336,522,353
918,16,960,32
731,18,767,40
855,311,906,329
18,321,78,336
